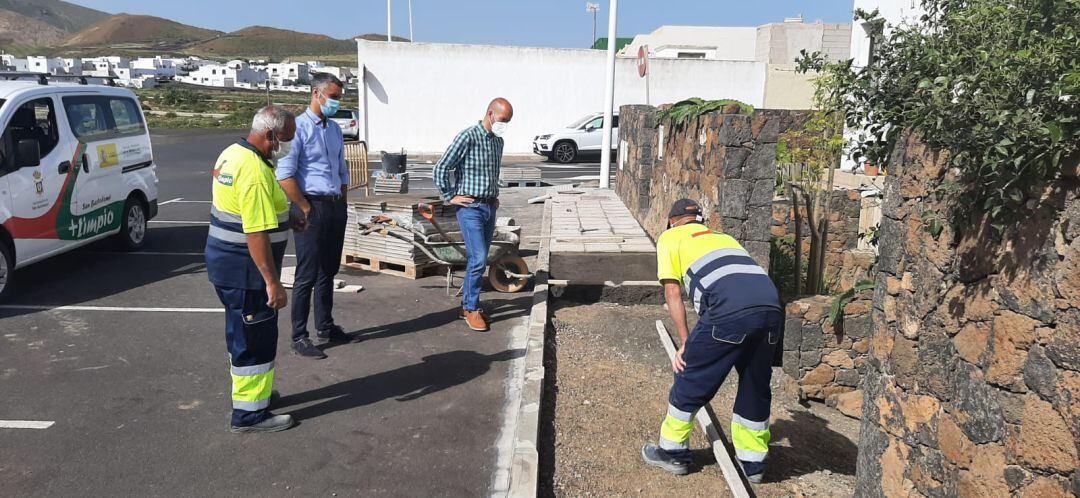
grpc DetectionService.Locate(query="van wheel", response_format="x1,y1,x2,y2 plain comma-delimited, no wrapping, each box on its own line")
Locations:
116,198,147,251
0,239,13,302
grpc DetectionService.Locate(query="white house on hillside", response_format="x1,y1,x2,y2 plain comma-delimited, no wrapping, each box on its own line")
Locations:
27,57,68,75
266,62,310,86
132,57,176,78
179,62,267,88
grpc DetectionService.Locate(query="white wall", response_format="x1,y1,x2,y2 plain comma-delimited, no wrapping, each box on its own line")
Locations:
357,40,766,154
842,0,926,171
623,26,758,61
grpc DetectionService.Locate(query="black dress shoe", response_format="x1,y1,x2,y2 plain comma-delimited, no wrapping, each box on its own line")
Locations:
291,338,327,359
316,325,352,344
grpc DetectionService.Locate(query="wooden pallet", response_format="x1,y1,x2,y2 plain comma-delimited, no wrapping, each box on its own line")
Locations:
341,253,442,280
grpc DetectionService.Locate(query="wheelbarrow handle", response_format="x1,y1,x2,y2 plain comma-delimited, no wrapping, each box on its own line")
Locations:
417,203,435,221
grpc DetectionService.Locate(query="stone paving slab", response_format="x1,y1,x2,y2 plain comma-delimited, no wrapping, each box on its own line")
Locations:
546,188,655,254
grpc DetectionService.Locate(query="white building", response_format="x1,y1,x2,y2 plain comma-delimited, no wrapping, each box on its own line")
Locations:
356,17,851,154
2,55,26,71
842,0,925,171
266,62,310,86
308,61,354,82
131,57,176,78
27,56,68,75
179,62,267,88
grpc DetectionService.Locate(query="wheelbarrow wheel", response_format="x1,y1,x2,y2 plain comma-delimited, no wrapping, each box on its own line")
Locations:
489,255,529,293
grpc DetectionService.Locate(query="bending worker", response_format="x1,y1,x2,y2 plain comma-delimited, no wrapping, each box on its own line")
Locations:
642,199,783,483
205,105,299,433
433,97,513,332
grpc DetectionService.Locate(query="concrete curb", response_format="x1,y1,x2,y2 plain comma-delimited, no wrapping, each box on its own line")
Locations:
504,199,552,498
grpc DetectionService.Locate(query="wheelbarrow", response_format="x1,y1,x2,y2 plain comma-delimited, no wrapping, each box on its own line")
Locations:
358,203,531,294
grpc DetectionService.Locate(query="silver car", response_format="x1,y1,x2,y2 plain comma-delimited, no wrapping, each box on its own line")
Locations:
330,108,360,141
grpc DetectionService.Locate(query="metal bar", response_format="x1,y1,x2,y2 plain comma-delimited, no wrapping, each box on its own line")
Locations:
654,320,754,498
598,0,618,188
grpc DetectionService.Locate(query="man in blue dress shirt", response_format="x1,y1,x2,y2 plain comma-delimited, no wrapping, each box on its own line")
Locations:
276,73,351,359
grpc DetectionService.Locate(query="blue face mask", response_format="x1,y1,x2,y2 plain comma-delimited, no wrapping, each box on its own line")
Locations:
320,92,341,117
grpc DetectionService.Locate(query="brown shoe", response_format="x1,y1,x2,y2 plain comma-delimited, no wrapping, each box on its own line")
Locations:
460,307,488,320
463,310,489,332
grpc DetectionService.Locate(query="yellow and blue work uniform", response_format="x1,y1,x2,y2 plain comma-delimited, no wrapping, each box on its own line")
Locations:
655,223,782,476
205,139,290,428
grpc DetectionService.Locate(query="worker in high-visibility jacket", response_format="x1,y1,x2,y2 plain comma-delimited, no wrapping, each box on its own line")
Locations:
205,105,301,433
642,199,783,483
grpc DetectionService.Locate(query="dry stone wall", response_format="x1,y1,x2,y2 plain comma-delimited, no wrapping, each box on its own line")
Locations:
615,105,811,271
855,132,1080,497
782,294,873,417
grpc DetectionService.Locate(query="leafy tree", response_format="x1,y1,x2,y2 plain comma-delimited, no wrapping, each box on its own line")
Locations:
799,0,1080,232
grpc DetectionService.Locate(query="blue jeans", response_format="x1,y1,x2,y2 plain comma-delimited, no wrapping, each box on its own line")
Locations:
456,202,497,311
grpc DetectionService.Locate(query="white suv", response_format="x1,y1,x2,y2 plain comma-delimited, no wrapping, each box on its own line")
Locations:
533,111,619,163
0,74,158,300
330,108,360,141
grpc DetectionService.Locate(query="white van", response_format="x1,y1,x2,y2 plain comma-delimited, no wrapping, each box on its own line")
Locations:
0,75,158,300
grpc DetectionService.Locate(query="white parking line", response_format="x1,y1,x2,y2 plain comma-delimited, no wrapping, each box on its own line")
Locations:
0,305,223,313
158,197,184,205
0,420,55,429
171,200,212,204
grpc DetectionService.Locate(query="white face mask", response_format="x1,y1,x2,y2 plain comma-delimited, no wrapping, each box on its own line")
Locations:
491,120,509,137
273,139,292,160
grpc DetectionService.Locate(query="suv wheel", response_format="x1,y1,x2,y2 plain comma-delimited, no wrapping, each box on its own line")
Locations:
0,239,13,302
116,198,147,251
553,141,577,164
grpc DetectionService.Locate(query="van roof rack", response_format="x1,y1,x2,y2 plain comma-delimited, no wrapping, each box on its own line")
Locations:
0,71,118,87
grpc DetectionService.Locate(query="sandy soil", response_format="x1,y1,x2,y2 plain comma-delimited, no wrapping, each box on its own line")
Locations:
539,302,860,498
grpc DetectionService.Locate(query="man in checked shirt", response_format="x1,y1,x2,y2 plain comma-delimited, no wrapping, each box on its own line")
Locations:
433,98,514,332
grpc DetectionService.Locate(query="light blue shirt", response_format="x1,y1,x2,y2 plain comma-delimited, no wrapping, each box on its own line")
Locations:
275,108,349,196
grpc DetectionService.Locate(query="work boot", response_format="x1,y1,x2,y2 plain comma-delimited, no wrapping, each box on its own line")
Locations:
316,324,352,344
463,310,489,332
230,413,295,433
641,443,690,475
291,338,327,359
739,460,766,484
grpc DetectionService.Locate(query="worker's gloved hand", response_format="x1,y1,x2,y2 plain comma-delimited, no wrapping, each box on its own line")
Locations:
266,281,288,310
672,345,687,374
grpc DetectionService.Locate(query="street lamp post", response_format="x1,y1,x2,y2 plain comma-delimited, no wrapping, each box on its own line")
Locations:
387,0,392,42
599,0,617,188
408,0,414,41
586,3,600,47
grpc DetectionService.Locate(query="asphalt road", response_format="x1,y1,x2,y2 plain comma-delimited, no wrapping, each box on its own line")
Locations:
0,128,541,497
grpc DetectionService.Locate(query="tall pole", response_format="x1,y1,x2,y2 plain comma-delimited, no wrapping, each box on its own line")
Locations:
599,0,618,188
592,11,597,46
387,0,393,42
408,0,414,41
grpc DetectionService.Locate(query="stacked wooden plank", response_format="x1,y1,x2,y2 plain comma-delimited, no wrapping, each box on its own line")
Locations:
373,172,409,194
500,166,543,188
343,195,459,278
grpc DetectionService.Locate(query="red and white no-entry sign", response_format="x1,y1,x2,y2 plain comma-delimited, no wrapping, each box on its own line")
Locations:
637,45,649,78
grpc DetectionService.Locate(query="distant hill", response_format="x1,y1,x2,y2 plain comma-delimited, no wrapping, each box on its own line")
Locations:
0,10,69,47
64,14,222,49
0,0,109,34
189,26,355,59
356,33,412,43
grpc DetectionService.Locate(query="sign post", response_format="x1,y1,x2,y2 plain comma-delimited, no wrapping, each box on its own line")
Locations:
637,45,649,105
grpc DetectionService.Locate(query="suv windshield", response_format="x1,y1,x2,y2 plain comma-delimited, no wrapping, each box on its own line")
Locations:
566,114,598,129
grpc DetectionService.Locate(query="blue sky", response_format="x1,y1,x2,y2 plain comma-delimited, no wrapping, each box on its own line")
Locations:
69,0,855,48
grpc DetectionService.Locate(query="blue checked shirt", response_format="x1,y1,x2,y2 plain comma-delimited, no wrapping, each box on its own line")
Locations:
434,122,503,202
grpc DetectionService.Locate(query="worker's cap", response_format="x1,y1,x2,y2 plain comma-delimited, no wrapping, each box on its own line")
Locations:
668,198,702,219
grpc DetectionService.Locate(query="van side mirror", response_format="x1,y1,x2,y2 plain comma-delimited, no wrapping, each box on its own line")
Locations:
586,125,597,133
16,139,41,168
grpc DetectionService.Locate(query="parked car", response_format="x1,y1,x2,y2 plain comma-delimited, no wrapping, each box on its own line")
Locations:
330,108,360,141
533,111,619,163
0,75,159,301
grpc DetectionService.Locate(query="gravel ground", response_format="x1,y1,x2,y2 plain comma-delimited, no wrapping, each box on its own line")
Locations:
539,302,860,497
